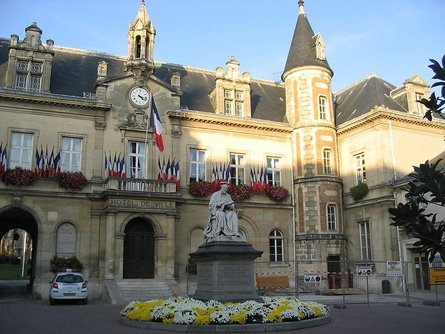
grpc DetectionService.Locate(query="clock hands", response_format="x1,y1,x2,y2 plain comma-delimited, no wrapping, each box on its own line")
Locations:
138,94,148,101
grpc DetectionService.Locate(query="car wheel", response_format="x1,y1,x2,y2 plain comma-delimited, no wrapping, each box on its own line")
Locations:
49,297,55,305
82,298,88,305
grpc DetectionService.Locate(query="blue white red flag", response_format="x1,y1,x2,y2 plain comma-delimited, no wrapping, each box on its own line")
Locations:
149,96,164,152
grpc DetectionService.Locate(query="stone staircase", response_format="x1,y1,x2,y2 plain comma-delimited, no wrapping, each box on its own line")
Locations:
116,279,182,303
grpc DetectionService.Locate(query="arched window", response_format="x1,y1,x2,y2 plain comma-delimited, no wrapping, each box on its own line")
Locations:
269,229,284,262
135,35,141,58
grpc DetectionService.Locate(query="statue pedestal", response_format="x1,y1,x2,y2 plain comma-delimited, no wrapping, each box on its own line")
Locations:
190,241,263,302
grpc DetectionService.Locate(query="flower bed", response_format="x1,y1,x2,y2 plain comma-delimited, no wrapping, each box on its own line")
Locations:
120,296,329,325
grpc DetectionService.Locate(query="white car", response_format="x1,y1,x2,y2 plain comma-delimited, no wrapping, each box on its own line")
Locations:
49,270,88,305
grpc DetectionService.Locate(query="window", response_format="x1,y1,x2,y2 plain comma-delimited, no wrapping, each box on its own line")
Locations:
318,95,327,120
266,156,281,186
269,229,284,262
10,132,33,169
359,221,371,260
327,204,337,230
230,153,245,185
127,141,146,178
415,93,425,115
322,148,333,174
189,148,206,183
224,89,244,116
354,153,366,185
61,137,82,172
15,60,43,92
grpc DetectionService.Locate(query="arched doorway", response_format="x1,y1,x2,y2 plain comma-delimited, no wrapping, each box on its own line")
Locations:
0,208,38,289
123,218,155,279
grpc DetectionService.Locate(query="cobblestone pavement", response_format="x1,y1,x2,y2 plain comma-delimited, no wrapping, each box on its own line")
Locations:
1,281,444,334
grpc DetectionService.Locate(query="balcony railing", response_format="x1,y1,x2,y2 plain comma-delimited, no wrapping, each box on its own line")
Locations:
105,177,177,193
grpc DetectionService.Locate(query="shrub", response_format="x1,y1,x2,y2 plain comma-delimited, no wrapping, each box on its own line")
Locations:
350,182,369,201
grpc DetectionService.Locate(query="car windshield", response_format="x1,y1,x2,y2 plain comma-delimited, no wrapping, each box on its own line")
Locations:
56,274,84,283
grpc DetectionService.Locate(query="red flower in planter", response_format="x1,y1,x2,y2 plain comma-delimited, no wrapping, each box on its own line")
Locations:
56,172,87,190
267,186,289,202
1,167,37,186
189,181,212,197
228,184,252,202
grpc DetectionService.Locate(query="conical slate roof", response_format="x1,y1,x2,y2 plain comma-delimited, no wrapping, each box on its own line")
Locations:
282,3,332,78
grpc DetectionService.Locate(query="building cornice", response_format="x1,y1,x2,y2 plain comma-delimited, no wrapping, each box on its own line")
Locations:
0,88,112,111
166,109,292,133
337,105,445,136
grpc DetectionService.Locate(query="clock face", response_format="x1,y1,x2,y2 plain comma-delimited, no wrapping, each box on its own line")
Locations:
129,86,150,108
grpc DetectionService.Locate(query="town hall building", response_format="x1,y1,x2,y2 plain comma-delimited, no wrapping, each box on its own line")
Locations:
0,1,444,301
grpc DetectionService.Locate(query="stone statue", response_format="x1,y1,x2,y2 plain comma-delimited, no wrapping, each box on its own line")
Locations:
203,182,242,242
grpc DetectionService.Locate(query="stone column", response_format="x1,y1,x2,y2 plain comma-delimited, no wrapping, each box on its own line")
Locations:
164,213,176,279
105,210,116,279
88,210,101,279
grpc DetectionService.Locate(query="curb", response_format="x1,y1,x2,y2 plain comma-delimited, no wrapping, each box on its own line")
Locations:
119,315,331,332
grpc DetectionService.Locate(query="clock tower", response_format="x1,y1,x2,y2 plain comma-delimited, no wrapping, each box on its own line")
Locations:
126,0,156,80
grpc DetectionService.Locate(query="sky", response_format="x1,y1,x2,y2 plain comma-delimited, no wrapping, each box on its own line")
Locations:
1,0,444,92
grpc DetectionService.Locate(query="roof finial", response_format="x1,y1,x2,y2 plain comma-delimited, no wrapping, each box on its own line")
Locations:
298,0,305,15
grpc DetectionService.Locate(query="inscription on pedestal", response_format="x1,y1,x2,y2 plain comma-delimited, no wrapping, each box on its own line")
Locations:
219,264,251,285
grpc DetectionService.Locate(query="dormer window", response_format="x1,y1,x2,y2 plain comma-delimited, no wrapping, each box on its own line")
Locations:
224,89,244,116
315,33,326,61
15,59,43,91
415,92,425,115
210,57,252,118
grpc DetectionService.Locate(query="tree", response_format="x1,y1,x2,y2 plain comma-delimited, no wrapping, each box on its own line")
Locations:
388,55,445,263
388,160,445,262
417,55,445,121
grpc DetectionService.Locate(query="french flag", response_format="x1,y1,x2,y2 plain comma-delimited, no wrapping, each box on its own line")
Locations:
149,96,164,152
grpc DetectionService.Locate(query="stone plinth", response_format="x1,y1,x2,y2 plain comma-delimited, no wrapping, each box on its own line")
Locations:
190,241,263,302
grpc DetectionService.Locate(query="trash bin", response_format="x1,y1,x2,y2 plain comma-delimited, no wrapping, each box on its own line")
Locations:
381,279,390,294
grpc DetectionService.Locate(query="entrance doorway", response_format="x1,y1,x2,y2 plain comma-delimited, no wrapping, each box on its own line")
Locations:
123,218,155,279
414,255,430,290
0,208,38,290
327,255,341,289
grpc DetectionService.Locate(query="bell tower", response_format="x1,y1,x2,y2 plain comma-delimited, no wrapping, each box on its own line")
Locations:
283,1,345,273
126,0,156,79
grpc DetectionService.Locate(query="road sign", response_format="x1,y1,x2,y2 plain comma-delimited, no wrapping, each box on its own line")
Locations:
355,267,372,276
429,267,445,285
304,274,321,283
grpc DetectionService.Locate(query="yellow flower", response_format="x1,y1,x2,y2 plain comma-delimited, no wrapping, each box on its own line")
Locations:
230,311,247,324
266,310,283,323
194,314,211,325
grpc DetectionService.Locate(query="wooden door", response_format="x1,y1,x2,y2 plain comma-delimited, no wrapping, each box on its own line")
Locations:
123,218,155,279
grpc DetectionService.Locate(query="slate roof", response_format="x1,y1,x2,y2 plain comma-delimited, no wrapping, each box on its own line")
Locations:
0,38,286,123
283,9,332,78
334,75,406,125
